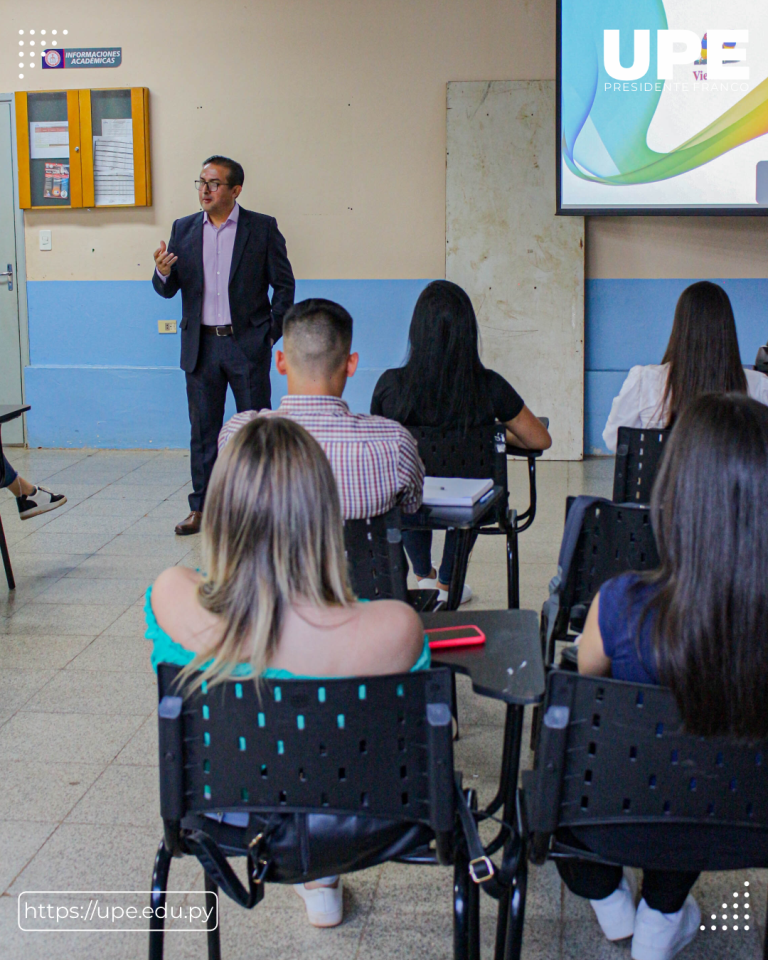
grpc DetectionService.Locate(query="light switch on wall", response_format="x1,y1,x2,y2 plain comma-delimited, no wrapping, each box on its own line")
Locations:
39,230,52,251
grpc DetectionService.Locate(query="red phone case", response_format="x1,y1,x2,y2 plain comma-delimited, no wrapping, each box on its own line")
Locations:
426,625,486,650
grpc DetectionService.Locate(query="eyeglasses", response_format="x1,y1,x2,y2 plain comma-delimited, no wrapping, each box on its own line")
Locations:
195,178,230,192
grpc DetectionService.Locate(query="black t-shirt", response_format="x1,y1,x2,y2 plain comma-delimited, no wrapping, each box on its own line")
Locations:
370,367,525,427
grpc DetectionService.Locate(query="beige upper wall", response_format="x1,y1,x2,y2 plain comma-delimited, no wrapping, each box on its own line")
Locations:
5,0,555,282
587,217,768,279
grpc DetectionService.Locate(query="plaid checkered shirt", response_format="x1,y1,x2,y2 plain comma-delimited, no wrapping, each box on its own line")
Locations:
217,395,424,520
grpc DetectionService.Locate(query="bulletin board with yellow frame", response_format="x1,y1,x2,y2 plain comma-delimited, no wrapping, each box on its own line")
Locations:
15,87,151,209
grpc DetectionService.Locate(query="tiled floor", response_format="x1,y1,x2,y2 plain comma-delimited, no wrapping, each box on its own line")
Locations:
0,448,764,958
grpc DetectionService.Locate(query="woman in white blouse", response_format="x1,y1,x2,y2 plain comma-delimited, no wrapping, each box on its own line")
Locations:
603,281,768,452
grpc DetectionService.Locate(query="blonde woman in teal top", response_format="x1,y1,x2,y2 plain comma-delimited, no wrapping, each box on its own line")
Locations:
146,416,428,929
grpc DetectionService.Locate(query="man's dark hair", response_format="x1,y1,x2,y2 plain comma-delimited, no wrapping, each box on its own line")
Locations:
202,155,245,187
283,299,353,376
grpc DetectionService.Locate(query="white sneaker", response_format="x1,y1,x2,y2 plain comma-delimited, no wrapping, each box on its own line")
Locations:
437,583,473,605
590,869,638,941
417,576,439,590
16,485,67,520
631,895,700,960
417,576,473,605
293,878,343,927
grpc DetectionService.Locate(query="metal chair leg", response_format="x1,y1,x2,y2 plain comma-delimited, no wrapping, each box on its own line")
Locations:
453,848,472,960
204,871,221,960
501,852,527,960
446,530,473,611
0,516,15,590
763,884,768,960
468,858,481,960
506,529,519,609
451,669,460,742
149,839,172,960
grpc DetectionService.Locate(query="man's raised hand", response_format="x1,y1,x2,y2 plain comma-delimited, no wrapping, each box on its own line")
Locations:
154,240,178,277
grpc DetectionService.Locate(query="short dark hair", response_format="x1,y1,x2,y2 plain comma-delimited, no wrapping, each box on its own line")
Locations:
202,155,244,187
283,299,353,376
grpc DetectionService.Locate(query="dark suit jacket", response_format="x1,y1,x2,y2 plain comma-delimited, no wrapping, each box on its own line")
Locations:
151,207,295,373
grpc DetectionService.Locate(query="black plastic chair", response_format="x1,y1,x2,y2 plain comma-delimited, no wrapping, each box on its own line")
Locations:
541,498,659,669
517,670,768,960
0,454,16,590
612,426,671,504
150,663,502,960
408,424,543,609
343,508,439,612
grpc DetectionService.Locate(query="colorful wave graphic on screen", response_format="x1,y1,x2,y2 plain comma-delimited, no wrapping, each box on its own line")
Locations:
562,0,768,185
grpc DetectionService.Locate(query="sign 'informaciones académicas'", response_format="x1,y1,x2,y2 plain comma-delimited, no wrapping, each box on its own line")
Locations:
42,48,122,69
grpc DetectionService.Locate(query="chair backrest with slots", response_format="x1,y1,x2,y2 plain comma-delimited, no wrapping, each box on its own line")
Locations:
559,499,659,631
524,671,768,871
612,426,671,504
408,424,507,490
343,509,408,602
157,663,455,834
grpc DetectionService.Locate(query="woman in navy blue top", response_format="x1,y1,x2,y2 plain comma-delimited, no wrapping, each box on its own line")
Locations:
563,393,768,960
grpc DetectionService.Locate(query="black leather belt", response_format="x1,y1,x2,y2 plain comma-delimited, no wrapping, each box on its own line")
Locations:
202,325,233,337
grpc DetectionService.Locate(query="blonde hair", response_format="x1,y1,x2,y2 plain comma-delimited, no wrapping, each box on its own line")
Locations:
179,416,354,691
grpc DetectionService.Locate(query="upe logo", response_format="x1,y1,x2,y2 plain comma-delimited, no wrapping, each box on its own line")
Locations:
604,30,748,81
44,49,62,68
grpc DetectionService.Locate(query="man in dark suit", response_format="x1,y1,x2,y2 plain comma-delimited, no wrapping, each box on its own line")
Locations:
153,155,295,534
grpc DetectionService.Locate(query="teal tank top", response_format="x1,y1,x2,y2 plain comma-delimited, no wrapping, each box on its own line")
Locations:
143,586,431,678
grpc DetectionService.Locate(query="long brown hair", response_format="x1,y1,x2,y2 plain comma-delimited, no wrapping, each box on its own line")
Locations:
645,393,768,739
180,416,355,690
660,281,747,425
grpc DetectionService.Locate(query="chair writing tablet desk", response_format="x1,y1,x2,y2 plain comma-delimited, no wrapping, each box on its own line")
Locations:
426,608,545,960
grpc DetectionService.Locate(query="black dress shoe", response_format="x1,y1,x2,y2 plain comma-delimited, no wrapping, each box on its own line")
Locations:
175,511,202,536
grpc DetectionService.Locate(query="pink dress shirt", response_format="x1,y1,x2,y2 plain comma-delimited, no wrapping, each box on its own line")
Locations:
156,203,240,326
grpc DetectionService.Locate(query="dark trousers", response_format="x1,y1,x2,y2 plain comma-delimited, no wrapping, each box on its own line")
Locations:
185,331,271,512
1,455,18,490
555,828,699,914
401,527,459,584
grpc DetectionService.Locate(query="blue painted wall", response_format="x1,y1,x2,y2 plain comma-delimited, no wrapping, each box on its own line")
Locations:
584,279,768,455
24,276,768,451
24,279,432,448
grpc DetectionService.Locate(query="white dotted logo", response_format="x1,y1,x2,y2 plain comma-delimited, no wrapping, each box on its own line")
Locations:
700,883,750,933
44,49,61,67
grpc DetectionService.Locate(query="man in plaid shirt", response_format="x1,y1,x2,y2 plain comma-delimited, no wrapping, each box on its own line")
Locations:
218,299,424,520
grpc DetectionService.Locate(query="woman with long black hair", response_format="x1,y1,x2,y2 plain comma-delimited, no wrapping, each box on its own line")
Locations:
602,280,768,452
371,280,550,602
567,392,768,960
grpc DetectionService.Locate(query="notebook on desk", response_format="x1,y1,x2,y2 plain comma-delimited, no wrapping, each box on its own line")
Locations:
422,477,494,507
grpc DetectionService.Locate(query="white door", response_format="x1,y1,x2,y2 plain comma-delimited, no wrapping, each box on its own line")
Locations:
0,100,24,444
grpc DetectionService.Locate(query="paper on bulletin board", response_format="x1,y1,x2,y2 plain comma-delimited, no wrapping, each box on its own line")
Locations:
29,120,69,159
101,118,132,138
93,135,135,205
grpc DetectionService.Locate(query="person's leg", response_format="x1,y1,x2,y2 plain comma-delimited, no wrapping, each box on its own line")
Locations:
222,337,272,414
639,870,699,913
632,870,701,959
185,335,228,514
557,856,636,942
436,530,460,587
1,455,20,491
556,857,624,902
2,455,67,518
401,529,434,580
